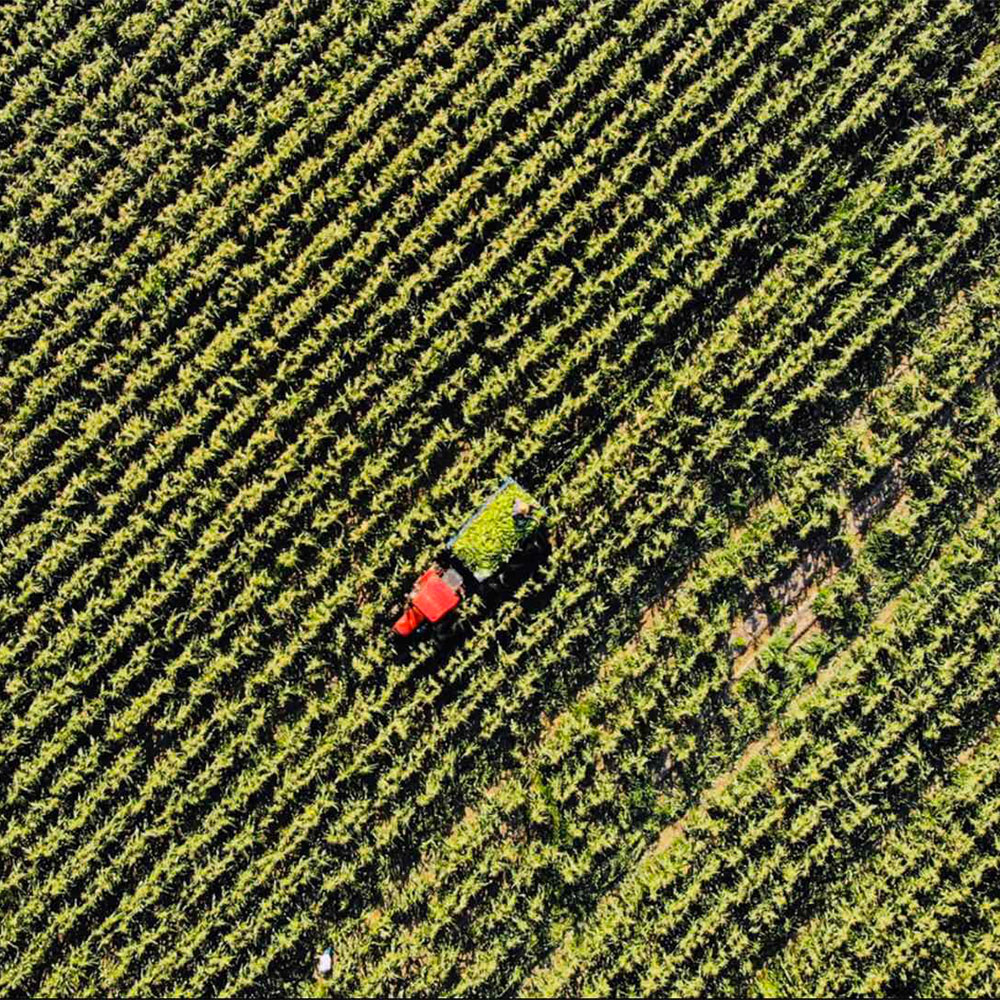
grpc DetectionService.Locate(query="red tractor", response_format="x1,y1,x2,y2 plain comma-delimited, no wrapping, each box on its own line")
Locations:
392,478,545,638
392,566,466,637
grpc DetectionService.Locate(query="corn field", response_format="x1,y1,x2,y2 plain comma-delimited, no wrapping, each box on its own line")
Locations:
2,0,1000,995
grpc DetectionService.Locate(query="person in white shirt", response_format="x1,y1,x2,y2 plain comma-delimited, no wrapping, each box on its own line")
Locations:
316,948,333,977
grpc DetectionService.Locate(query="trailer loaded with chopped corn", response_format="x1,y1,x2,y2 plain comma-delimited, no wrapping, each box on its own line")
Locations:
392,477,546,637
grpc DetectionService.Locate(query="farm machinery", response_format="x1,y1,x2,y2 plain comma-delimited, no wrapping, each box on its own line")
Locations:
392,477,546,637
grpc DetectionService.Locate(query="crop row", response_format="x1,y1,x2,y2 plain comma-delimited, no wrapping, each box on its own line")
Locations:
1,0,820,984
2,0,995,993
525,486,1000,996
0,0,761,789
325,258,1000,996
161,48,1000,993
756,720,1000,996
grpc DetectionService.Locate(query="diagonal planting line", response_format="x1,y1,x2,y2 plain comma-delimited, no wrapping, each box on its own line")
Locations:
139,37,1000,992
525,494,1000,998
3,0,996,992
331,262,1000,997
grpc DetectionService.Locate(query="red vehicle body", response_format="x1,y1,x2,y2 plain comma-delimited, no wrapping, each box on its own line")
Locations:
392,567,462,637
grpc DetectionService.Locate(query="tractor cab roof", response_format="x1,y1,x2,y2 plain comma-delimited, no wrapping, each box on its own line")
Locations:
413,569,460,622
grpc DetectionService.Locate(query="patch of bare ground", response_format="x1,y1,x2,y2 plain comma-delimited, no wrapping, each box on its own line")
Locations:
651,589,909,862
654,724,779,853
730,462,909,682
955,710,1000,766
633,427,912,671
731,581,824,682
721,340,933,676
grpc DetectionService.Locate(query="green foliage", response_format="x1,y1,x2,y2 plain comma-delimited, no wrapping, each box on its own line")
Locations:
1,0,998,997
449,480,544,577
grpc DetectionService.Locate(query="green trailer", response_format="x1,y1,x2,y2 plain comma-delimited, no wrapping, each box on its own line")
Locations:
447,476,546,581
